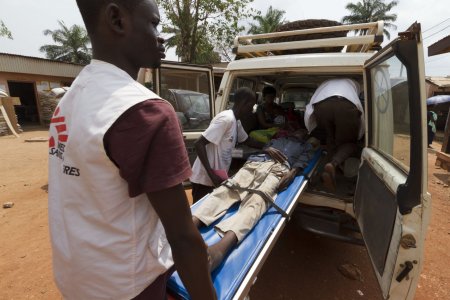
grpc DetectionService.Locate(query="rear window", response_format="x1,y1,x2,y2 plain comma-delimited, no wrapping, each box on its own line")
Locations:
281,88,316,110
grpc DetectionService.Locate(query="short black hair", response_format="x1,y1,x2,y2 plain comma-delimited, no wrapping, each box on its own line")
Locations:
233,87,255,106
262,86,276,96
76,0,144,34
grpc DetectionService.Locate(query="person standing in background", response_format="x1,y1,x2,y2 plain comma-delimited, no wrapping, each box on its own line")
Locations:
428,109,438,147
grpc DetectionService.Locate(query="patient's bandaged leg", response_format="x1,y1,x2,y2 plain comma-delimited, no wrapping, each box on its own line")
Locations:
193,160,289,242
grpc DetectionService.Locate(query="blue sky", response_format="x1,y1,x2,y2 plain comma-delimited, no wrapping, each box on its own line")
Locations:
0,0,449,76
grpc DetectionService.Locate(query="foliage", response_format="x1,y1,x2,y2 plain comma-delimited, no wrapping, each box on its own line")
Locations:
39,20,91,64
248,5,286,39
157,0,256,63
163,23,221,64
342,0,398,39
0,20,13,39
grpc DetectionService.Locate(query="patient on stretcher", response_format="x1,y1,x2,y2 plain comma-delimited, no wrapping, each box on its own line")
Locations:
192,130,319,271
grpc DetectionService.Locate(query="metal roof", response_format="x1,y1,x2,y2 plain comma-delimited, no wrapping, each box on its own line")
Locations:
0,52,84,78
426,76,450,88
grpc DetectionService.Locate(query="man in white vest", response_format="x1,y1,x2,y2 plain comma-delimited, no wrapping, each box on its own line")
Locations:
48,0,216,299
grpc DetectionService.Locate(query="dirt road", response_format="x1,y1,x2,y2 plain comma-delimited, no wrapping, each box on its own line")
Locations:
0,128,448,299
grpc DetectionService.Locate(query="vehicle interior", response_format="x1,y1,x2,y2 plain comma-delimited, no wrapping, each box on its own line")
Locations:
227,72,365,203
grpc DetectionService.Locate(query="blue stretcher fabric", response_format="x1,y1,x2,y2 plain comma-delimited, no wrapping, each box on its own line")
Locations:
167,150,322,300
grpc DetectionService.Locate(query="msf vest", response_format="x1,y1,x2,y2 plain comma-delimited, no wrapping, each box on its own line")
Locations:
48,60,173,299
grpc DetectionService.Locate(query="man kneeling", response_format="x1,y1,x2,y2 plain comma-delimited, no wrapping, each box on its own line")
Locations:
192,131,319,271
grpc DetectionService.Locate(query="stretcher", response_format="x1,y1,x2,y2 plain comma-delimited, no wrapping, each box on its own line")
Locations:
168,149,322,300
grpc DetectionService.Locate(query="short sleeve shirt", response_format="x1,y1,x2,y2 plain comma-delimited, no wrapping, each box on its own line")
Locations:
104,99,192,197
190,110,248,186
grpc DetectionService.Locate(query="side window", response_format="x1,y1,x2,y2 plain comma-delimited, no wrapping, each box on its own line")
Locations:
160,68,212,130
370,56,411,172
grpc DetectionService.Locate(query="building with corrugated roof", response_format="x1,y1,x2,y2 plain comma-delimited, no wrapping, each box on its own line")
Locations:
425,76,450,98
0,53,84,125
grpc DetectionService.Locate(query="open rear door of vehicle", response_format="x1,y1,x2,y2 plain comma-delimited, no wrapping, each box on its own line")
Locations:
139,61,215,165
356,22,432,300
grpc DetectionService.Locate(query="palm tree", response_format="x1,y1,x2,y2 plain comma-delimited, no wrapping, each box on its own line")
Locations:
39,20,91,64
342,0,398,40
162,25,185,61
163,24,220,64
248,6,286,36
0,20,13,39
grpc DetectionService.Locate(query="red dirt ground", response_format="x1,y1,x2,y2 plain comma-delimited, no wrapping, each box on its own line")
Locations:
0,128,448,299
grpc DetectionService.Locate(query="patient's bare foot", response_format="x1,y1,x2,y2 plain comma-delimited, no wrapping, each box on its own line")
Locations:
207,231,238,272
322,162,336,192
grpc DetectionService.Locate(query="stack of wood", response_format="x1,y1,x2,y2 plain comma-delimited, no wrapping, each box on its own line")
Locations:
0,96,22,137
39,91,59,125
0,114,9,136
39,87,68,124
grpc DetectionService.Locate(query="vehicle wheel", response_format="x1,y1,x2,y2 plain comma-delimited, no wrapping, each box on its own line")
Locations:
271,19,348,54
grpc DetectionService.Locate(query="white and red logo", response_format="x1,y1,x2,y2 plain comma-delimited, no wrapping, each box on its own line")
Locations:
49,107,80,176
49,106,68,160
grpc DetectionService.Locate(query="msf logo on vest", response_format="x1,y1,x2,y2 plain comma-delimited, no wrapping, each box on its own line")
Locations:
49,107,80,177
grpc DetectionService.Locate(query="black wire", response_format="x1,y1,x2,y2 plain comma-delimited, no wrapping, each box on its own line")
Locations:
423,24,450,40
423,18,450,33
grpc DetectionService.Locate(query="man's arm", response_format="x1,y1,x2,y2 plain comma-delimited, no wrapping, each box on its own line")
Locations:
147,184,216,300
194,136,223,187
263,146,288,163
277,168,300,192
242,137,265,149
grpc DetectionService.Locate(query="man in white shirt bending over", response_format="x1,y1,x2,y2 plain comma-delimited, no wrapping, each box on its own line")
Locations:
190,87,284,202
304,78,364,192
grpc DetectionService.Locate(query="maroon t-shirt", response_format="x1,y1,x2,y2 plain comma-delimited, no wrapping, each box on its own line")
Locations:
104,99,191,198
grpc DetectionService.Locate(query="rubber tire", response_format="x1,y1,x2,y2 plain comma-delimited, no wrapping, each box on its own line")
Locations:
271,19,348,54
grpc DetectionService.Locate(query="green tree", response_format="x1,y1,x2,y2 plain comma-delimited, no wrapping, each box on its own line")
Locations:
342,0,398,40
163,23,220,64
0,20,13,39
157,0,255,63
248,6,286,36
39,20,91,64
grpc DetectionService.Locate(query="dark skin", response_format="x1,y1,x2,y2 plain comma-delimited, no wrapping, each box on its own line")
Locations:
195,97,264,187
91,1,166,77
90,1,215,299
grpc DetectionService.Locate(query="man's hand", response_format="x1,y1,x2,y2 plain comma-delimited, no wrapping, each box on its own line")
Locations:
147,184,216,300
264,147,287,164
277,168,299,192
209,172,225,187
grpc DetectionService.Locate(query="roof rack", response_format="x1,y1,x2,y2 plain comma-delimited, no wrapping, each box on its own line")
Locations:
233,21,384,59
